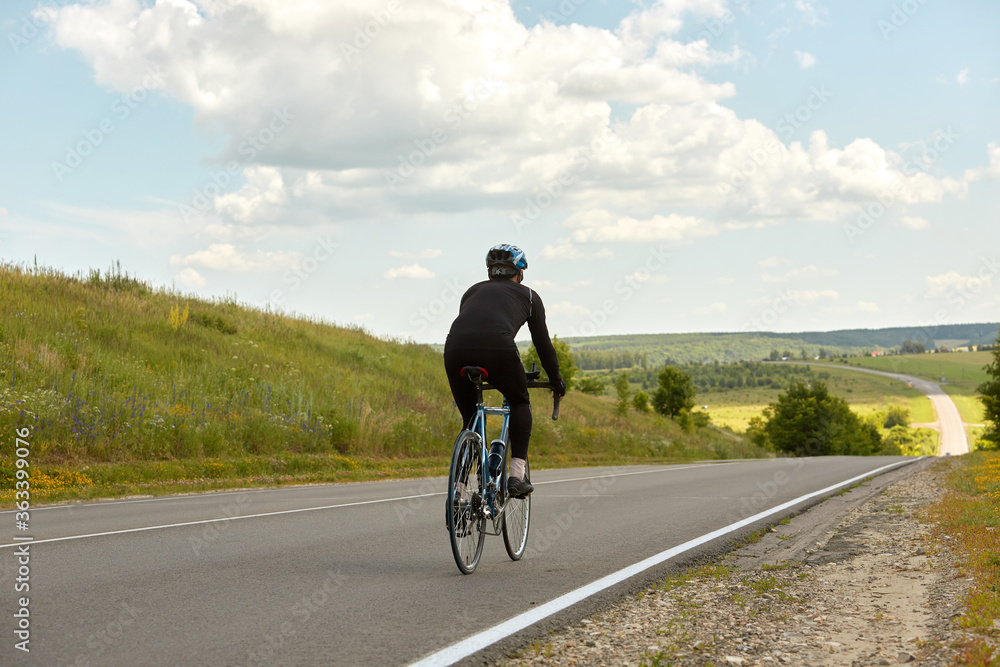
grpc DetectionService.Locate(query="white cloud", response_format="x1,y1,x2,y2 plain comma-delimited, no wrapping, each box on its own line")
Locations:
924,271,992,299
964,143,1000,182
529,279,593,291
561,210,717,245
174,267,206,289
540,243,614,261
794,0,829,26
43,0,971,236
762,265,839,283
784,289,839,305
794,50,816,69
41,203,198,249
0,208,7,216
765,26,791,55
957,68,970,85
384,263,434,279
213,167,287,224
899,216,930,230
353,313,375,321
547,300,590,316
45,0,733,171
389,249,442,260
626,271,670,285
759,257,793,269
857,301,880,313
694,302,726,315
170,243,300,271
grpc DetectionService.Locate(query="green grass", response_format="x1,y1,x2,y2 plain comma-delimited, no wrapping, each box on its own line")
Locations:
848,351,992,389
0,263,769,505
926,453,1000,665
946,390,987,425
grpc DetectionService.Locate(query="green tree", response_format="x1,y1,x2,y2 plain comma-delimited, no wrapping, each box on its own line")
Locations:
745,414,771,450
524,335,578,390
632,391,651,413
651,366,696,418
883,425,937,456
883,405,910,429
577,375,606,396
762,381,882,456
614,372,630,418
676,408,694,432
977,329,1000,450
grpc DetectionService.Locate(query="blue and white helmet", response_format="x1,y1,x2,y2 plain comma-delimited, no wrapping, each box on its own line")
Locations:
486,244,528,278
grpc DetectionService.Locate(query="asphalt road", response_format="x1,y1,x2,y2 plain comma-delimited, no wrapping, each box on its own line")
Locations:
781,362,970,456
0,456,920,666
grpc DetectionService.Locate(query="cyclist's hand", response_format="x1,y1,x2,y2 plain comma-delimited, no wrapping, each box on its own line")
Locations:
556,378,567,397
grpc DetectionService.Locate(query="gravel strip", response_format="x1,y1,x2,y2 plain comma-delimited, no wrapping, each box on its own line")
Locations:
493,461,973,666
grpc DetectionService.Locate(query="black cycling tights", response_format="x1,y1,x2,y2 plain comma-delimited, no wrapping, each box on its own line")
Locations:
443,347,532,460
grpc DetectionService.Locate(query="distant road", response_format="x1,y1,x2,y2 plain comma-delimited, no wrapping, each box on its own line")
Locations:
780,362,969,456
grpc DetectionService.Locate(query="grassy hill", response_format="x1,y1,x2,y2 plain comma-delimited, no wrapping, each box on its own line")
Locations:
0,263,761,503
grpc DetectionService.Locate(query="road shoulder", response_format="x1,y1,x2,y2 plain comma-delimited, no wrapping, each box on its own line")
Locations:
496,458,972,666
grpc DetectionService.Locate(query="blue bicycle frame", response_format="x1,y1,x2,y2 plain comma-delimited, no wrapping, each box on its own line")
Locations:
467,399,511,525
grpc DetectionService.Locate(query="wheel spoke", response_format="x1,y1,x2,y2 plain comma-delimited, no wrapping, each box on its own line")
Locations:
502,452,530,560
448,432,485,574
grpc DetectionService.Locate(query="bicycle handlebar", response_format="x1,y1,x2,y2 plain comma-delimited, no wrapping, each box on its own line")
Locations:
526,380,562,420
472,364,562,420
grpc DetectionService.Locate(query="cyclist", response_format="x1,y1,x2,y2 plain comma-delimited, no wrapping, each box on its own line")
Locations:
443,244,566,499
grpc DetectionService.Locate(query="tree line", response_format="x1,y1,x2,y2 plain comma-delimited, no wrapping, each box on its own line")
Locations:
574,349,649,370
526,327,1000,454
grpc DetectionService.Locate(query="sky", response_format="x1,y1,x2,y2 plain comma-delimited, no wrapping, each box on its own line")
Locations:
1,0,998,345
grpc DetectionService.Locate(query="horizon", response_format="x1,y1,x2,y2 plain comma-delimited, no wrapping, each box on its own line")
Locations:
2,0,998,344
4,260,1000,346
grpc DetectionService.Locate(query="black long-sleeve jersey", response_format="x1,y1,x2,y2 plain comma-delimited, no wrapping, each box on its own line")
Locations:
444,279,561,383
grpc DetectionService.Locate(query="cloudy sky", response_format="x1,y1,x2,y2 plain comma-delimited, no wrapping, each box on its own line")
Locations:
2,0,998,344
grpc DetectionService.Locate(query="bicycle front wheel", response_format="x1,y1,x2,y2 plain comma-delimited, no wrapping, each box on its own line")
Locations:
447,430,486,574
502,448,530,561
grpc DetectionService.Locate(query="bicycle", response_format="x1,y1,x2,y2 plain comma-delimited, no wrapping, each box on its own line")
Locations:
446,364,561,574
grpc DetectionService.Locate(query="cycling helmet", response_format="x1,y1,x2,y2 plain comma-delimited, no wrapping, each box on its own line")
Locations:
486,244,528,278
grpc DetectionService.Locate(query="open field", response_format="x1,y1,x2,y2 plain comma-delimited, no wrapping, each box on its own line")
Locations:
698,364,935,433
843,352,990,425
847,351,991,389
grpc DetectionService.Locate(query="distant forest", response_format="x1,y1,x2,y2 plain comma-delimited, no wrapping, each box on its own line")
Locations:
617,362,822,393
527,322,1000,368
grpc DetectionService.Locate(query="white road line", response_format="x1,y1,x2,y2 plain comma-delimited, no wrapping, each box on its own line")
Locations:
0,462,775,549
0,462,735,515
534,462,736,487
0,492,440,549
0,486,276,514
408,458,919,667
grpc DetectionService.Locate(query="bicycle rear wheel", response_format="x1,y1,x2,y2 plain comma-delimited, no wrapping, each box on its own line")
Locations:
501,446,530,561
447,430,486,574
